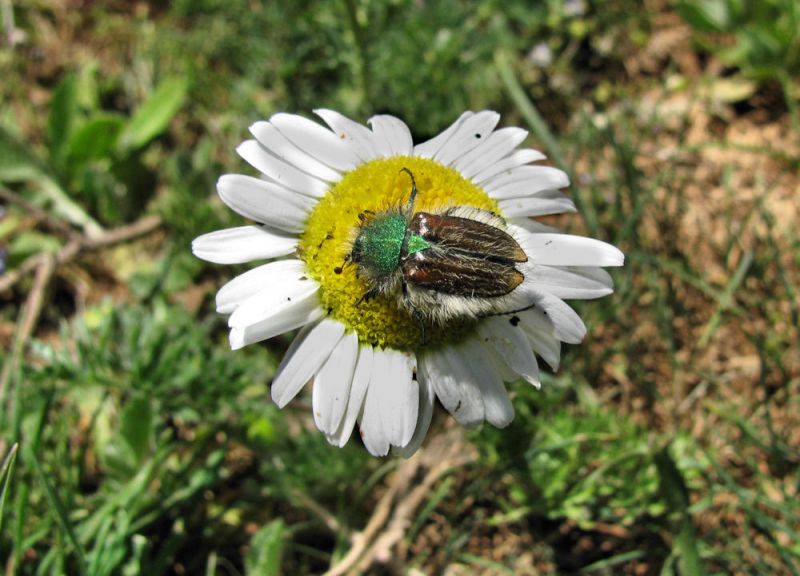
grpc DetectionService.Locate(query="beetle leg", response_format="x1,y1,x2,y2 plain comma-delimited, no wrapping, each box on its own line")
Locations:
356,285,382,305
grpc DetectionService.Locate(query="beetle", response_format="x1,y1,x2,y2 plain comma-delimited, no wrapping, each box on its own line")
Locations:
344,168,531,325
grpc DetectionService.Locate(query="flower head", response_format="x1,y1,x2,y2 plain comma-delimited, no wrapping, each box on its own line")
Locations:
193,110,623,457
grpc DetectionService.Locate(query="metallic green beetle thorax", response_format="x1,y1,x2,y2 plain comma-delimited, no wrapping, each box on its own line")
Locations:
353,213,408,278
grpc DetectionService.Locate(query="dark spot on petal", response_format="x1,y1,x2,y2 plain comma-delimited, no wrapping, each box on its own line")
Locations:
509,315,521,326
455,400,462,412
475,133,482,139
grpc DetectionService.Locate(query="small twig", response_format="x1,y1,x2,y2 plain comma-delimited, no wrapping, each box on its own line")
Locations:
0,215,161,417
0,185,79,239
324,427,475,576
290,488,341,534
0,215,161,294
324,460,418,576
0,254,56,416
351,432,474,575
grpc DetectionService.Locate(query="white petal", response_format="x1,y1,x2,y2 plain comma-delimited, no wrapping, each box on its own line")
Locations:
490,182,572,202
422,347,484,426
528,292,587,344
508,218,562,234
394,362,434,457
453,127,528,179
481,338,518,383
566,266,615,288
192,226,297,264
328,345,373,448
434,111,501,166
523,265,614,299
217,174,315,233
270,112,360,171
460,338,514,428
313,330,359,435
414,111,474,158
228,266,318,328
472,149,547,184
484,165,569,196
216,259,305,314
229,296,322,350
227,269,323,350
271,317,346,408
499,196,576,217
250,121,343,183
518,311,562,371
314,108,381,163
477,317,540,388
237,140,329,198
359,349,418,456
368,115,414,156
519,264,614,300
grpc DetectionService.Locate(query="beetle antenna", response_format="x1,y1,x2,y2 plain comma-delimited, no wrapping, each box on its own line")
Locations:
483,300,539,318
400,167,418,216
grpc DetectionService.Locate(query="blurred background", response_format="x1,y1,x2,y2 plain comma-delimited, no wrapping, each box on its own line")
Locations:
1,0,798,574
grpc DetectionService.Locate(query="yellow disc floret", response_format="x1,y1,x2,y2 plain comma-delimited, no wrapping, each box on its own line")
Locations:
299,156,499,352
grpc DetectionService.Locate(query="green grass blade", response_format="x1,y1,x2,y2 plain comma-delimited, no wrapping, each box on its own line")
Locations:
698,250,753,348
245,519,286,576
29,449,88,576
0,442,19,535
494,49,598,236
655,445,703,576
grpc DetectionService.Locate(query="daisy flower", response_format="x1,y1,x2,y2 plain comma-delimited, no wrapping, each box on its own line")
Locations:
192,110,623,457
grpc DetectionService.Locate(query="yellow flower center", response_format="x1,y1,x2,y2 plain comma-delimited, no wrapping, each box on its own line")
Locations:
299,156,499,352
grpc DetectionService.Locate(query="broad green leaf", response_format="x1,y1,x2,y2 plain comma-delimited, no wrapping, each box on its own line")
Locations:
0,126,51,184
117,77,188,153
66,114,125,165
245,519,285,576
119,396,153,465
48,73,80,167
0,127,102,235
703,76,757,103
675,0,730,32
7,230,62,267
